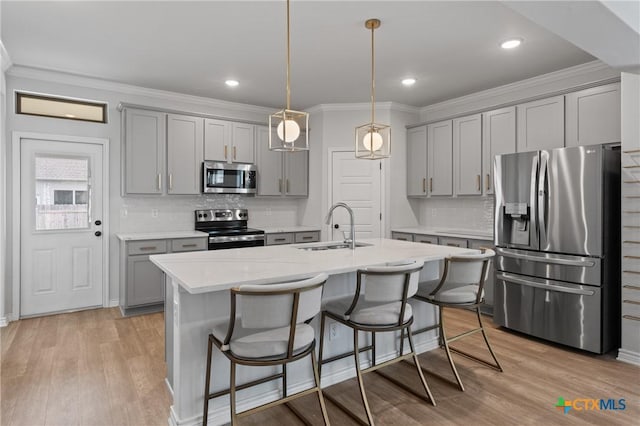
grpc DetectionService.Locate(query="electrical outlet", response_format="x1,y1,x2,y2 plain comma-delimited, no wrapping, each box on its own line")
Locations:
329,323,339,340
151,209,159,218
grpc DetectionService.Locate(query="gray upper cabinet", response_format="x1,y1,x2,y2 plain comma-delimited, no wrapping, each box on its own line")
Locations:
482,106,516,195
204,118,255,164
407,126,428,197
565,82,621,147
255,125,308,197
453,114,482,196
167,114,204,195
428,120,453,196
124,108,166,195
517,95,565,152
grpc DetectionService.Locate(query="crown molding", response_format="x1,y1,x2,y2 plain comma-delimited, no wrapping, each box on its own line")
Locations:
6,65,274,115
0,41,12,72
306,101,419,114
419,60,617,116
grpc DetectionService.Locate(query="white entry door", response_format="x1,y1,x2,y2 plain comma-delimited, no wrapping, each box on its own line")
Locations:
330,151,382,241
20,138,104,316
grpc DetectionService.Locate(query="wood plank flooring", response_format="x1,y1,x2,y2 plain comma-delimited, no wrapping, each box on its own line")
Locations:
1,307,638,425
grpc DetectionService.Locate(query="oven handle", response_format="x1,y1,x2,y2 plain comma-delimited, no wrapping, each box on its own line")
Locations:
496,272,595,296
209,234,265,243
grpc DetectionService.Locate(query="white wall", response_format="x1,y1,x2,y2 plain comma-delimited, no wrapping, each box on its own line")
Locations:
0,31,8,321
4,67,301,314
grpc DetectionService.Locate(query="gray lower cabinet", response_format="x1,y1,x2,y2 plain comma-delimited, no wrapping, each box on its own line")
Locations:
414,234,438,244
437,236,468,248
120,237,206,316
391,232,413,241
266,231,320,246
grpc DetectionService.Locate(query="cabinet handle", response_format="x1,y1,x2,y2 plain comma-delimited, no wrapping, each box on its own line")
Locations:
169,173,173,190
224,145,228,159
430,177,433,192
422,178,426,193
233,146,237,160
286,179,290,193
397,237,408,241
302,236,313,240
486,174,491,191
447,243,460,247
139,246,157,251
274,238,286,242
157,174,162,190
477,174,481,191
181,243,198,248
278,178,283,193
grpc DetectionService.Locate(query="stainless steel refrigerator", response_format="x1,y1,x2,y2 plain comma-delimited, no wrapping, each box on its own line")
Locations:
493,144,620,353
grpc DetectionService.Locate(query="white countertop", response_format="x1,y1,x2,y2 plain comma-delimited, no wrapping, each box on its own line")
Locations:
262,226,321,234
116,231,208,241
392,227,493,241
150,238,475,294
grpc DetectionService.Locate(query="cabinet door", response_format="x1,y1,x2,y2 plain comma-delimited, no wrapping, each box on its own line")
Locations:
255,126,284,196
167,114,203,195
124,109,165,194
204,118,232,162
126,255,165,307
453,114,482,195
284,150,308,197
517,95,564,152
414,234,438,244
407,126,428,197
482,106,516,195
391,232,413,241
266,233,294,245
438,236,468,248
231,123,255,164
566,83,621,147
468,239,495,306
428,120,453,196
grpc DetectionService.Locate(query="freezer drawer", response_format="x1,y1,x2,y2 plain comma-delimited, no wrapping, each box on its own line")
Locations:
495,247,601,286
494,272,607,353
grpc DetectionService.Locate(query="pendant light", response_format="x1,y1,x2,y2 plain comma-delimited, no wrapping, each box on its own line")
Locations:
269,0,309,151
355,18,390,159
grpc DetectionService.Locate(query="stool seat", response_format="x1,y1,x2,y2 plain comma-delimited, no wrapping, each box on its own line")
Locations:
416,281,483,304
212,322,315,359
324,297,413,326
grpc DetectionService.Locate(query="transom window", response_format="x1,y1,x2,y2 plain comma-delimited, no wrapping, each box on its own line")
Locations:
17,92,107,123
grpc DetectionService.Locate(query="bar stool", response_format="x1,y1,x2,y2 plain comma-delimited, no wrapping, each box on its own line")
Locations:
202,273,330,426
318,260,435,425
412,248,503,391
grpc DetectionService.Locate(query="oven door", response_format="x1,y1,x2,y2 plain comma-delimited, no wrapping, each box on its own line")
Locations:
208,234,265,250
202,162,257,194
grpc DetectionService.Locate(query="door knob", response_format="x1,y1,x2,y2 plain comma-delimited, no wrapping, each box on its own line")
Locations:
334,224,339,229
95,220,101,226
95,231,102,237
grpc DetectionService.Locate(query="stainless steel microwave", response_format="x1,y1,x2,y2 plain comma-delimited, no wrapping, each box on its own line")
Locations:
202,162,257,194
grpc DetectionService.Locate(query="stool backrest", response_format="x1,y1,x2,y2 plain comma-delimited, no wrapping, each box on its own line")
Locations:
235,273,328,329
432,249,495,302
362,260,424,302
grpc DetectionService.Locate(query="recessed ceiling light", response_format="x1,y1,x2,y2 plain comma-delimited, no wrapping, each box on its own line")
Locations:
501,38,523,49
402,78,416,86
225,80,239,87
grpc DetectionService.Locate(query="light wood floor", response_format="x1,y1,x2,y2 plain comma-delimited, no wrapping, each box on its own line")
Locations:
2,307,638,426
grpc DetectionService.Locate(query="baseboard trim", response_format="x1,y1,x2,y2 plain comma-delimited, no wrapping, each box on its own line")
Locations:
108,299,119,308
0,317,8,327
617,348,640,366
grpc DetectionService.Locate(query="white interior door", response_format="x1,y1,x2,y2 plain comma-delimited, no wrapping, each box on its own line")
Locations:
330,151,382,240
20,138,104,316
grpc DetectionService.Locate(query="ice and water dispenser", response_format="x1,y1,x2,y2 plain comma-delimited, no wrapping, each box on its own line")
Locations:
503,202,530,246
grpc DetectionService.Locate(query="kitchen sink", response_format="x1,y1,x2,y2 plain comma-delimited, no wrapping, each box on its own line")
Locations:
296,241,373,251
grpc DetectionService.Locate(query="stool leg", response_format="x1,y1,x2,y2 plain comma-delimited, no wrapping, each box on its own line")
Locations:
353,329,375,425
406,326,436,406
229,361,237,425
399,328,405,356
311,350,331,425
203,336,213,426
283,364,288,398
371,332,376,367
440,307,464,391
476,307,503,372
318,312,327,379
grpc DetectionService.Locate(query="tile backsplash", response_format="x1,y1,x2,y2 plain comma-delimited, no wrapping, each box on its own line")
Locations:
418,197,494,233
117,195,300,233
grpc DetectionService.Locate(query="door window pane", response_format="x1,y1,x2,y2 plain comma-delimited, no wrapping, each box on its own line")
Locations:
35,156,90,230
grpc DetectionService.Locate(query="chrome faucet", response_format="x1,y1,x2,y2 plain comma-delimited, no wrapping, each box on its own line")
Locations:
324,202,356,250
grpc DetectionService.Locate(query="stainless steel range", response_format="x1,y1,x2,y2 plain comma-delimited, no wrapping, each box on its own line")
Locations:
195,209,265,250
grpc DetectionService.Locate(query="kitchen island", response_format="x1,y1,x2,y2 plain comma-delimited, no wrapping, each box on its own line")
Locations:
151,238,474,426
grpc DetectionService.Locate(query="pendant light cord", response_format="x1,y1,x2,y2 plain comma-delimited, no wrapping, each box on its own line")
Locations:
370,22,375,125
286,0,291,111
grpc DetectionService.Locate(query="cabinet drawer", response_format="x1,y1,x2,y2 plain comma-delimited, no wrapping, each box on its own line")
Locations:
391,232,414,242
295,231,320,243
414,234,438,244
266,233,294,245
171,237,207,252
438,236,468,248
127,240,168,255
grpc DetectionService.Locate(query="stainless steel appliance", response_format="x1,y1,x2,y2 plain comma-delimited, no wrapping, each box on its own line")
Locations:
493,144,620,353
195,209,265,250
202,162,257,194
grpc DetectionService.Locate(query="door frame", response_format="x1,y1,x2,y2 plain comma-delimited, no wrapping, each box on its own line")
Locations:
11,132,110,319
327,148,386,240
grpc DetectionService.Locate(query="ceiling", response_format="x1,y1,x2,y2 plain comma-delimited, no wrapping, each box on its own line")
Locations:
1,1,597,109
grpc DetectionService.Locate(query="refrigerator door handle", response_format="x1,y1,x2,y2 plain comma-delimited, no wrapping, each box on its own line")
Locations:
530,153,539,242
496,248,596,267
538,151,549,248
496,272,595,296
